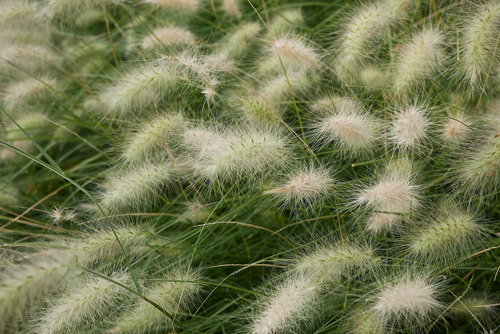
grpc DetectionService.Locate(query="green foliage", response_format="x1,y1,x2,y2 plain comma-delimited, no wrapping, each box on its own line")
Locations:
1,0,499,333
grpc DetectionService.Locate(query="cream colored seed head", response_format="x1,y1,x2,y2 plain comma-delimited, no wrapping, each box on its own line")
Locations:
141,26,195,50
390,105,429,151
373,277,441,321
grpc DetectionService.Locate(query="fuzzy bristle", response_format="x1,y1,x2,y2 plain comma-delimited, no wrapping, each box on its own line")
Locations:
36,273,131,334
393,28,446,93
141,26,195,50
264,167,334,208
251,275,320,334
372,276,441,323
389,105,430,152
98,163,175,211
357,174,420,232
112,268,200,333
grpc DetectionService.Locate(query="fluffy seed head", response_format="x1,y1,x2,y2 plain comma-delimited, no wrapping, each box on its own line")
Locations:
408,202,483,259
335,0,408,78
165,52,219,99
142,0,198,11
261,71,311,103
359,65,390,91
384,157,416,179
214,22,261,61
311,95,364,113
72,225,156,269
357,174,420,232
459,1,500,88
294,242,377,284
372,276,441,323
141,26,195,50
0,1,42,31
366,213,402,234
2,77,58,110
0,253,72,332
357,175,419,213
47,0,123,16
112,268,200,333
389,105,430,152
49,207,76,223
184,127,289,182
450,295,497,320
251,275,320,334
222,0,241,18
441,112,471,143
36,273,131,334
97,63,182,118
260,37,320,74
347,311,384,334
99,163,174,212
182,127,228,157
263,167,334,208
240,71,311,123
393,28,446,93
122,113,185,163
2,113,53,160
312,100,379,155
0,45,58,77
456,128,500,196
179,202,211,223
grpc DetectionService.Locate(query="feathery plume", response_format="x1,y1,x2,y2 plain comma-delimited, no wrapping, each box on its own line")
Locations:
207,22,261,66
259,37,320,75
334,0,409,79
2,77,59,111
0,1,45,31
183,126,289,182
0,252,74,332
389,105,430,152
121,112,185,163
111,268,200,333
312,98,380,156
356,173,420,232
311,95,364,113
98,163,175,212
36,273,131,334
359,64,390,91
72,225,157,269
450,295,497,320
47,0,123,16
441,111,472,143
142,0,199,11
178,202,212,223
346,309,385,334
251,275,320,334
407,202,483,260
372,276,442,324
264,167,334,208
222,0,241,19
393,27,446,93
141,26,196,50
0,182,19,206
456,127,500,197
294,242,377,284
0,45,58,77
96,62,183,118
458,1,500,89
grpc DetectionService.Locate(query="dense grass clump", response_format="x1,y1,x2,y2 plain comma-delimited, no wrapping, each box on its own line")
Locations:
1,0,499,333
